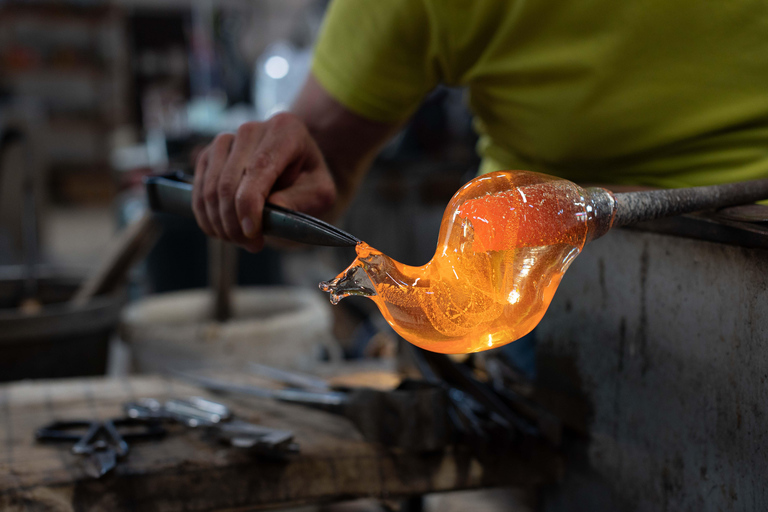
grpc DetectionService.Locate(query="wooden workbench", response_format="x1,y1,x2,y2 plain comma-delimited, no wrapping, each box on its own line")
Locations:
0,375,561,511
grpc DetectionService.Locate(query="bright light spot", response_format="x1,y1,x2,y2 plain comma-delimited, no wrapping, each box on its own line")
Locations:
507,289,521,304
519,190,527,203
519,255,534,276
487,334,494,347
265,56,289,79
586,205,593,212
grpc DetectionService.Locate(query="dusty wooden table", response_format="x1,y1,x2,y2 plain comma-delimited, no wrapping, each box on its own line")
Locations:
0,375,560,511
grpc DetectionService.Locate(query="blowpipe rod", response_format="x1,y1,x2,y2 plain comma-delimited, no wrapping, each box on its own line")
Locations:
612,178,768,228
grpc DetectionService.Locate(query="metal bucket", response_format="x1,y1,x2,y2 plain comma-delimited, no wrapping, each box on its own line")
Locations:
0,266,124,382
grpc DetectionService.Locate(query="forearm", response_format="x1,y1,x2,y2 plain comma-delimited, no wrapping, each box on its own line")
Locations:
291,73,402,219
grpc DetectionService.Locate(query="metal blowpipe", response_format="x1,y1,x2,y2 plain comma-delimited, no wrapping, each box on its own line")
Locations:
610,178,768,228
582,177,768,241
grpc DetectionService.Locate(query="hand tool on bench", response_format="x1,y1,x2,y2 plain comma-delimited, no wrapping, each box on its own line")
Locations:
144,172,360,247
173,370,453,452
35,418,166,478
124,396,298,457
406,345,564,452
213,419,298,455
248,362,332,392
124,396,231,427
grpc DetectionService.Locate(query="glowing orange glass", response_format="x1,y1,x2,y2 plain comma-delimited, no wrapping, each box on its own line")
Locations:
321,170,615,354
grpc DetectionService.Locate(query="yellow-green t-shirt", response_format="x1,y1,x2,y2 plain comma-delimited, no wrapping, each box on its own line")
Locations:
312,0,768,187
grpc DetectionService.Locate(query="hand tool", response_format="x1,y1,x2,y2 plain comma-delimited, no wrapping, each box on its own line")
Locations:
406,344,565,453
173,360,556,454
144,172,360,247
482,354,562,445
35,418,166,478
213,419,299,455
173,370,453,452
124,395,298,457
248,362,332,392
124,396,231,427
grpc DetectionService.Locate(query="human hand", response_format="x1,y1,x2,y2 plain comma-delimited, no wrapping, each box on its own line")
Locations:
192,113,337,252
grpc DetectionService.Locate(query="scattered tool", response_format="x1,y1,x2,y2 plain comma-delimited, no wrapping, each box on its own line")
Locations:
124,396,231,427
174,370,453,452
124,395,298,457
174,359,559,454
36,395,298,479
248,362,332,392
214,420,298,455
406,345,563,451
35,418,165,478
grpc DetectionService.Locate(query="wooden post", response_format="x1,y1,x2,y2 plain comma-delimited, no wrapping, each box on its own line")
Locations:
208,239,237,322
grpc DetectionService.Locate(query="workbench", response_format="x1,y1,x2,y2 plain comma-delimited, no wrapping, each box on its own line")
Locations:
0,374,561,511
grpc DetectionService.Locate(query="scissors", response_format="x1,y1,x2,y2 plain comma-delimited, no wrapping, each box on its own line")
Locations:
144,172,360,247
35,418,166,478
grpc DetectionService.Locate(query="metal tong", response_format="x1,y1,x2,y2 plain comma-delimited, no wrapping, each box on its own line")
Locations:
173,367,453,452
144,172,360,247
124,396,232,427
124,396,298,456
174,360,558,453
35,418,166,478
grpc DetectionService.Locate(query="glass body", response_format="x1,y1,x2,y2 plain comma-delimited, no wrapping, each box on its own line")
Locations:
322,171,615,354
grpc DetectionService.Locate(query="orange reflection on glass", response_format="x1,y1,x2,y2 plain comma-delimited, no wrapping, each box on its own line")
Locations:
321,170,615,354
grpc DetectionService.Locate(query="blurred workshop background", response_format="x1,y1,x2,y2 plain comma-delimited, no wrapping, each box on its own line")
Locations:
0,0,481,379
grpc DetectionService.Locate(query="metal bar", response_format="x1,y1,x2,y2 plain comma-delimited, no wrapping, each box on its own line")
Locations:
170,371,348,409
208,239,237,322
247,363,331,392
613,178,768,228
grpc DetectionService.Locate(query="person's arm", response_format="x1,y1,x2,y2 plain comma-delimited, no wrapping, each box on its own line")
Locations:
289,74,402,221
191,72,400,252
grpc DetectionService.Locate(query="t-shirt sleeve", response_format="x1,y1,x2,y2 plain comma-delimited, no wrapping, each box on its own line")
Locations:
312,0,444,123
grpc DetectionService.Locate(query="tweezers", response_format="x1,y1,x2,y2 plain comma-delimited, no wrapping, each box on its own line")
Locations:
144,173,360,247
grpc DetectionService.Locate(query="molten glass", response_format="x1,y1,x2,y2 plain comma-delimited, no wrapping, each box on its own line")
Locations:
321,171,616,354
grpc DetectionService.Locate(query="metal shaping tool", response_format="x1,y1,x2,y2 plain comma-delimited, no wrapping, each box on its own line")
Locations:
165,397,231,427
173,370,453,452
123,395,298,457
406,344,564,452
124,397,231,427
248,362,331,392
35,418,166,478
170,371,348,409
214,419,298,454
144,172,360,247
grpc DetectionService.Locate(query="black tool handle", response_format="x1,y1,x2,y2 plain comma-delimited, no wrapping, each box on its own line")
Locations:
144,175,358,247
145,175,195,219
613,178,768,228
